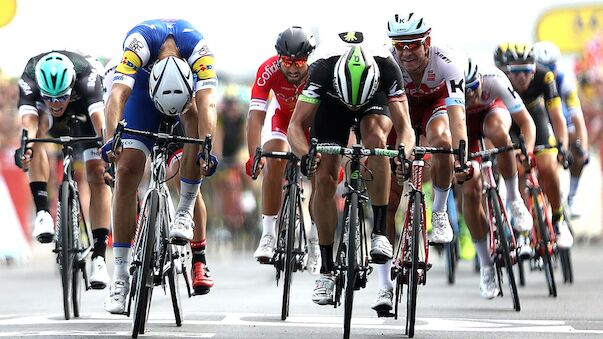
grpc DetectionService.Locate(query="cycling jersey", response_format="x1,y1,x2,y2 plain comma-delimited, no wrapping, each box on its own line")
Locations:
17,50,104,160
554,69,583,132
112,19,218,155
249,55,305,139
299,49,406,146
466,65,525,115
390,44,465,134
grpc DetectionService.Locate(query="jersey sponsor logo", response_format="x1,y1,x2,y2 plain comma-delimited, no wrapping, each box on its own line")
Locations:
116,50,142,75
127,38,145,52
301,83,321,99
388,81,404,97
18,79,32,96
142,23,156,30
507,87,517,98
87,69,98,89
434,51,451,63
192,55,216,79
256,61,279,87
427,70,435,81
449,79,464,93
198,79,218,88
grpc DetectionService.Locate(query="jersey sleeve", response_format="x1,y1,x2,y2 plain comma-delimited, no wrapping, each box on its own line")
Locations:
76,67,105,116
17,62,40,117
188,38,218,92
299,59,331,105
490,69,525,114
378,56,406,101
249,62,274,112
114,31,151,89
440,51,466,107
542,70,562,112
558,73,583,117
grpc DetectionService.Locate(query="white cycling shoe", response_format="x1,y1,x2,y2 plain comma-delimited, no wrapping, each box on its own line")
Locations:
104,279,129,314
430,211,453,244
480,265,499,299
556,220,574,249
371,288,394,313
509,199,533,232
169,211,194,244
32,211,55,243
90,256,110,290
312,273,335,305
370,234,393,264
253,234,276,261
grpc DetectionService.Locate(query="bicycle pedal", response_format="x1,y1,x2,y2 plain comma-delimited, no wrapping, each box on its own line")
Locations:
257,257,273,265
193,286,211,296
37,233,55,244
375,309,395,318
169,237,188,246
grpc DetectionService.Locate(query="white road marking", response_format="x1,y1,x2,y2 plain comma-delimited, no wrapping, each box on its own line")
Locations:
0,312,602,335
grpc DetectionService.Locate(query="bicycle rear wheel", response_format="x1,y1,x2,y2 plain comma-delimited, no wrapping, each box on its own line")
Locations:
59,182,74,320
406,191,421,338
445,239,457,285
71,192,83,318
281,184,297,320
559,248,573,283
532,191,557,297
489,190,520,311
343,193,359,339
132,191,159,337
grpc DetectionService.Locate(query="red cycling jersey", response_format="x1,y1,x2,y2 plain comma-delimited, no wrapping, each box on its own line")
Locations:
249,55,305,136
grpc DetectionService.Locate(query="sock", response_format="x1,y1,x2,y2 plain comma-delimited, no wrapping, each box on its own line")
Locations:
308,221,318,241
372,205,388,236
262,215,277,237
432,185,450,213
474,238,493,267
30,182,49,212
504,174,520,202
178,178,201,217
191,239,207,264
376,259,394,290
91,228,109,260
568,176,581,202
552,208,563,225
319,243,334,274
112,243,131,281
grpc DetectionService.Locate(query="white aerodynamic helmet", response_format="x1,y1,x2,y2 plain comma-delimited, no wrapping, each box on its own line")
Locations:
532,41,561,70
148,56,194,116
333,45,380,108
387,12,431,39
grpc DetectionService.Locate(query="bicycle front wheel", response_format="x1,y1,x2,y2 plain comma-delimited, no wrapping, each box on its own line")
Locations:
343,193,359,339
167,244,183,326
59,181,74,320
406,191,421,338
132,191,159,337
489,190,520,311
281,184,298,320
71,193,83,318
532,190,557,297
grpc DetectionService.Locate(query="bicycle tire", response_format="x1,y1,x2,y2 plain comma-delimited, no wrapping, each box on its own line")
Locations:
281,184,297,320
343,193,358,339
517,257,526,287
59,181,74,320
71,190,82,318
406,191,421,338
532,190,557,297
489,190,520,311
132,191,159,337
445,239,456,285
559,248,573,283
167,244,182,326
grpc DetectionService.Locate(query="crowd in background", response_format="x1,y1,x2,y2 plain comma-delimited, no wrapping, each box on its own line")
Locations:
2,34,603,262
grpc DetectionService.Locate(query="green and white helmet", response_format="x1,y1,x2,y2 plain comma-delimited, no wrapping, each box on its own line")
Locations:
34,52,76,97
333,45,380,108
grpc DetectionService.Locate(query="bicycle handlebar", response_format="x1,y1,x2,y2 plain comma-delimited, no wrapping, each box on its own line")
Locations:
251,148,299,180
113,120,206,148
469,144,519,160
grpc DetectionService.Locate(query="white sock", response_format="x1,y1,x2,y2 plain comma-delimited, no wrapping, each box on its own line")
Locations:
504,174,520,202
376,259,394,290
262,215,277,237
568,176,580,202
432,185,450,212
177,178,201,217
474,238,493,267
309,221,318,241
112,244,130,281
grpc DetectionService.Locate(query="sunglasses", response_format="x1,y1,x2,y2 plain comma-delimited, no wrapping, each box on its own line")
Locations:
506,64,536,75
465,78,480,96
41,93,71,103
391,36,428,51
279,56,307,68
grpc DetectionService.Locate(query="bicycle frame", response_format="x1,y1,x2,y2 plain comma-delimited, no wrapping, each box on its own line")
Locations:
524,167,557,250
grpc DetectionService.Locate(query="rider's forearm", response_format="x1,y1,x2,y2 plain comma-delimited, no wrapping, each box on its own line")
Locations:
549,106,568,150
513,109,536,153
246,110,266,157
21,114,39,138
447,105,468,154
104,93,126,142
90,111,105,139
390,100,415,158
572,114,589,150
288,122,309,158
195,90,217,141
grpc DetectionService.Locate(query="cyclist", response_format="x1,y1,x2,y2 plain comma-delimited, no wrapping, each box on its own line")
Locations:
533,41,590,217
102,60,214,297
462,58,536,298
371,12,469,314
246,26,322,273
494,43,573,249
102,19,218,314
288,36,415,305
16,51,112,289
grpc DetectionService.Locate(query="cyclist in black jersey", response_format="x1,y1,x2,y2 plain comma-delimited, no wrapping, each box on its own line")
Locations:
16,50,112,288
495,42,573,248
288,41,415,305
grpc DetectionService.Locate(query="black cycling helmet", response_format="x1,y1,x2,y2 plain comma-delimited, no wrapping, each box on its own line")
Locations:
275,26,316,58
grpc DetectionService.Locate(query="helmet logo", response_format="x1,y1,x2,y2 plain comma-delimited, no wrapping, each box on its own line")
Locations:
338,31,364,44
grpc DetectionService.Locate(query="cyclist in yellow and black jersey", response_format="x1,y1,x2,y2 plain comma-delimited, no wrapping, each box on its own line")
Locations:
494,42,573,249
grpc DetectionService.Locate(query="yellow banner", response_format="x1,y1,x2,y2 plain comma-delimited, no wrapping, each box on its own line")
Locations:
536,5,603,53
0,0,17,28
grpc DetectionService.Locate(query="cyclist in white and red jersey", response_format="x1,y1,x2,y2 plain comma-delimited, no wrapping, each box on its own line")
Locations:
371,13,469,314
245,27,321,272
463,58,536,298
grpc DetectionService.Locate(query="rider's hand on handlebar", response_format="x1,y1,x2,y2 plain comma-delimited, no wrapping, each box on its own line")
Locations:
14,146,33,171
392,157,411,185
101,138,122,163
245,157,264,178
453,159,474,185
301,152,321,177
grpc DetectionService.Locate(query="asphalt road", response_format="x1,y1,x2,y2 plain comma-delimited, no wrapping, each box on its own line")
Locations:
1,241,602,339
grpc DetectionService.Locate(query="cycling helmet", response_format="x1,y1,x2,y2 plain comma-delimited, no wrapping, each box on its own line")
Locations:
275,26,317,58
466,57,480,85
333,46,380,108
493,43,510,68
504,43,535,64
387,12,431,39
148,56,194,116
533,41,561,69
35,52,76,97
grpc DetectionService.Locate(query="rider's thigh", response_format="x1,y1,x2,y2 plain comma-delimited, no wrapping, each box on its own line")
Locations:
115,148,147,189
85,159,107,185
359,114,392,148
314,154,340,196
425,114,451,147
482,110,512,145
